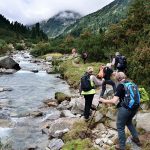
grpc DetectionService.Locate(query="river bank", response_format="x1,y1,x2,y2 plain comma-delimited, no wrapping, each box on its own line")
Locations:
0,51,150,150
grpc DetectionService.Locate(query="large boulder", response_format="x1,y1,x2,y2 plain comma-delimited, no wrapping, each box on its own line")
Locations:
136,112,150,132
0,56,20,70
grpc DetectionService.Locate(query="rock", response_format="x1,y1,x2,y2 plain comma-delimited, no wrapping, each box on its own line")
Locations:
57,100,71,110
106,107,117,121
47,101,58,107
53,128,69,138
62,110,76,118
26,144,37,150
48,138,64,150
0,119,11,127
55,92,71,104
108,120,117,129
48,118,77,137
136,112,150,132
0,56,20,70
30,111,43,117
95,123,106,131
44,110,61,120
31,69,38,73
94,111,103,123
70,98,84,115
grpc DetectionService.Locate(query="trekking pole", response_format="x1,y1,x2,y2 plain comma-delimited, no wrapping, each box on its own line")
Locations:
86,100,101,132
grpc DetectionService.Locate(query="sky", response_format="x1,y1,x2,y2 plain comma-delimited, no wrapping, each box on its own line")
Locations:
0,0,114,25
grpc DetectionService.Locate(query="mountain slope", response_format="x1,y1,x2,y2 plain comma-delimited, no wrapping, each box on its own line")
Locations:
61,0,132,37
40,10,82,38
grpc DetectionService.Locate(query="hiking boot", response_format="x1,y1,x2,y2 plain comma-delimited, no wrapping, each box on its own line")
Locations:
131,137,142,147
115,145,125,150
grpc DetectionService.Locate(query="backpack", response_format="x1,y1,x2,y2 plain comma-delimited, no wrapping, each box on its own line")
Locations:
97,65,105,79
117,55,127,69
121,82,140,110
81,73,93,91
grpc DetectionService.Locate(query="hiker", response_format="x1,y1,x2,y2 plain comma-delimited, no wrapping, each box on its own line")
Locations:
99,72,141,150
112,52,127,72
81,51,88,64
100,63,116,97
71,48,77,57
80,66,102,121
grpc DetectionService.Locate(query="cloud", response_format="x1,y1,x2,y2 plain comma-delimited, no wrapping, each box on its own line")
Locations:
0,0,114,25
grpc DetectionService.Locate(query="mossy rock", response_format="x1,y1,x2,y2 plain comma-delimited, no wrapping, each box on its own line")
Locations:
55,92,71,103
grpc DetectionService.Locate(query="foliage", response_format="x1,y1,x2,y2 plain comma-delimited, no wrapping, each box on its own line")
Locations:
139,88,150,102
62,138,98,150
0,14,48,54
59,59,101,88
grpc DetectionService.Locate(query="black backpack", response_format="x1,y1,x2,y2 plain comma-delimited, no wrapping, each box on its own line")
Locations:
117,55,127,69
121,82,140,110
81,73,93,91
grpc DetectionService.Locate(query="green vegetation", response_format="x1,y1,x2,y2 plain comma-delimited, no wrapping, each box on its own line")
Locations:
62,138,98,150
139,88,150,103
0,14,48,55
31,0,150,95
59,59,102,88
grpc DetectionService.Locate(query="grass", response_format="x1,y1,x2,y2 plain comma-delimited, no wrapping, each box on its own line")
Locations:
59,58,103,88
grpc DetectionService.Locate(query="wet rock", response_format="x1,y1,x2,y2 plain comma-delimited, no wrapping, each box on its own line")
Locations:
0,119,11,127
48,138,64,150
31,69,38,73
30,111,43,117
47,101,58,107
27,144,37,150
0,56,21,70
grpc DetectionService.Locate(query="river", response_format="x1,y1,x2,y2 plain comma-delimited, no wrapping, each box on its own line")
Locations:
0,51,72,150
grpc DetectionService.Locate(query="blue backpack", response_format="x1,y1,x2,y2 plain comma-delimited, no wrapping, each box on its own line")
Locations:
121,82,140,110
81,73,94,91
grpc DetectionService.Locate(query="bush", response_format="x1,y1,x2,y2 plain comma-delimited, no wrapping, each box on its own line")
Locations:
15,43,26,50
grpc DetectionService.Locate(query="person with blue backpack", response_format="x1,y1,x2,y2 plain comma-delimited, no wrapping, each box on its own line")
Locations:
99,72,141,150
80,66,102,121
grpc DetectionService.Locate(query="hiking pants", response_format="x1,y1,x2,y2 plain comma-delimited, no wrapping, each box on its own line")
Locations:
117,107,139,149
84,94,94,119
100,80,116,97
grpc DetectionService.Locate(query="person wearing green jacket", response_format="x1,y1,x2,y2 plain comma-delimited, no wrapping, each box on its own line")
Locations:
80,66,102,121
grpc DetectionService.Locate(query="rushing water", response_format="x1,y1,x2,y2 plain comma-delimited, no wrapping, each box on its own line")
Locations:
0,51,71,150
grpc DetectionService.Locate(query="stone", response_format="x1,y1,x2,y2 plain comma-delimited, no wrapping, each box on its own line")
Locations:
136,112,150,132
48,138,64,150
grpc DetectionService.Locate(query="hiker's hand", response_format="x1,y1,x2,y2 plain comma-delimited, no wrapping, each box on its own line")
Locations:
99,97,105,103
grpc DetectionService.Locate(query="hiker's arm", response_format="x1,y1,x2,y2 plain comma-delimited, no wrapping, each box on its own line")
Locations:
99,96,119,105
90,75,102,86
